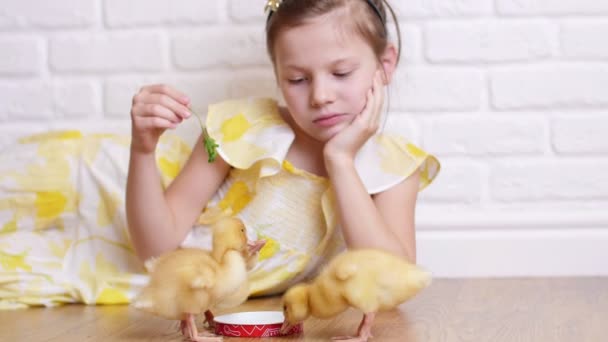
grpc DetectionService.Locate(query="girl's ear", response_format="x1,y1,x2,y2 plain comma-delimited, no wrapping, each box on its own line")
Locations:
379,43,398,85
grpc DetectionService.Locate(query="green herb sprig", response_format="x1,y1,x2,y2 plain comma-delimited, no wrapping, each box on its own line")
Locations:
192,110,219,163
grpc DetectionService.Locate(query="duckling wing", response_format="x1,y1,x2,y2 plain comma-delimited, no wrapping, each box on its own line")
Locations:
328,256,381,313
337,252,413,312
134,249,220,319
358,258,431,311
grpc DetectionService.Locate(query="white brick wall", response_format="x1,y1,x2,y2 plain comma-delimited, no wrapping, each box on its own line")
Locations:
1,0,97,29
104,0,220,27
0,0,606,276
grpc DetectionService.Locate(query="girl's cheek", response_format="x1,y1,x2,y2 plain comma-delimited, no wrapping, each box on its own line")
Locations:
282,88,297,104
286,85,304,99
345,85,368,111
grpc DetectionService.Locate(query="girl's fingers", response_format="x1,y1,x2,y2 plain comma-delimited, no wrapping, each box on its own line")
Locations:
374,72,385,122
144,93,191,120
133,103,182,124
133,115,178,130
367,70,384,126
359,88,374,123
139,84,190,106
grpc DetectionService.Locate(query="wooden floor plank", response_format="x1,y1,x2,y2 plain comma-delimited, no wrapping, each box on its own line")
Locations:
1,278,606,341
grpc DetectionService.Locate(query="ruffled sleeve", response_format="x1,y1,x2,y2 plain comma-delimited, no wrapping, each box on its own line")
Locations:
354,133,440,194
205,97,294,178
205,97,439,193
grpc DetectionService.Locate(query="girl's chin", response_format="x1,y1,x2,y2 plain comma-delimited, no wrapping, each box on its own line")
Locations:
309,124,345,142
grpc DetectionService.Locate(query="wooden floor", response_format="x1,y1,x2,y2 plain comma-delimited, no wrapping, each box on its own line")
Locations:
1,278,606,341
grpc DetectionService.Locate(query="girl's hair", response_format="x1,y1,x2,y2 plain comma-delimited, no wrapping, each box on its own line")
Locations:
265,0,401,66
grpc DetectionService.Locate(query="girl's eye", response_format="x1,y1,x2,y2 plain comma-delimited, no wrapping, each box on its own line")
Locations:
334,71,351,78
288,78,304,84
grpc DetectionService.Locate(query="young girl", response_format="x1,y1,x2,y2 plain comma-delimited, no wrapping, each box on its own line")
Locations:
127,0,439,296
0,0,439,308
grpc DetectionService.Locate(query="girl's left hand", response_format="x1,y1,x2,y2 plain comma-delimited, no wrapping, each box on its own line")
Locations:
324,69,385,165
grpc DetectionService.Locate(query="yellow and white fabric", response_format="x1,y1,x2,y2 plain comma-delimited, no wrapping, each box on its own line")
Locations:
0,131,191,309
0,97,439,309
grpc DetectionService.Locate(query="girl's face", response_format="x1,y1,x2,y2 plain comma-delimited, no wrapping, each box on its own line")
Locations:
273,12,392,143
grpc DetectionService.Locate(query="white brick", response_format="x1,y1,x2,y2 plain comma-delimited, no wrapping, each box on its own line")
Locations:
381,114,419,143
0,82,53,119
491,66,608,110
0,81,101,120
497,0,608,15
391,68,483,111
105,75,233,120
53,81,100,118
50,33,165,73
393,0,493,17
173,28,269,69
229,0,266,22
105,0,219,27
174,76,236,113
0,0,96,29
228,70,279,100
419,159,484,203
427,21,556,63
398,24,422,64
425,116,546,155
490,161,608,201
0,37,43,75
562,21,608,59
553,116,608,154
104,77,168,118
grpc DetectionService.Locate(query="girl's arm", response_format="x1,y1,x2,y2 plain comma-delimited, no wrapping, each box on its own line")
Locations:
126,136,231,261
325,158,419,262
126,84,231,261
323,70,419,262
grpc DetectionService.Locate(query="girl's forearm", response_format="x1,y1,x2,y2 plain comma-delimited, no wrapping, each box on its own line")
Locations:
325,158,410,259
125,148,180,261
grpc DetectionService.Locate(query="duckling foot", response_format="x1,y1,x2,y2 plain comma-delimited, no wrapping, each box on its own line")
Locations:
183,314,222,342
203,310,216,330
331,312,375,342
180,320,188,337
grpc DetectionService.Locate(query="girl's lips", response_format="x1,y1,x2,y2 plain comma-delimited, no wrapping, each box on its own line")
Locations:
313,114,348,127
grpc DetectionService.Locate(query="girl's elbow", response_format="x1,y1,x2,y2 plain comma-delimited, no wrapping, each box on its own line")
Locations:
132,243,156,264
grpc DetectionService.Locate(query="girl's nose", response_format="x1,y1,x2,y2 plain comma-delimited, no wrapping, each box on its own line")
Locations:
310,79,333,107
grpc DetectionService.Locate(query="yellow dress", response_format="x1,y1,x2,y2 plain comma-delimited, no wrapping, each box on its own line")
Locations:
0,97,440,309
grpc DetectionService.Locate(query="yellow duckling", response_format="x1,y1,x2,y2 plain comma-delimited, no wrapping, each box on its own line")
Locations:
134,217,265,342
281,249,432,342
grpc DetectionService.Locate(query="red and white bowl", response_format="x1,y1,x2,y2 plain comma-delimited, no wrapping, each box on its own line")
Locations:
213,311,303,338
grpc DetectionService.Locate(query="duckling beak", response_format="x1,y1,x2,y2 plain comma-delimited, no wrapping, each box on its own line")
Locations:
247,239,266,254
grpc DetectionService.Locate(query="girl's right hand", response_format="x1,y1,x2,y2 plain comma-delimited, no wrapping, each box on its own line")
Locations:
130,84,192,154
